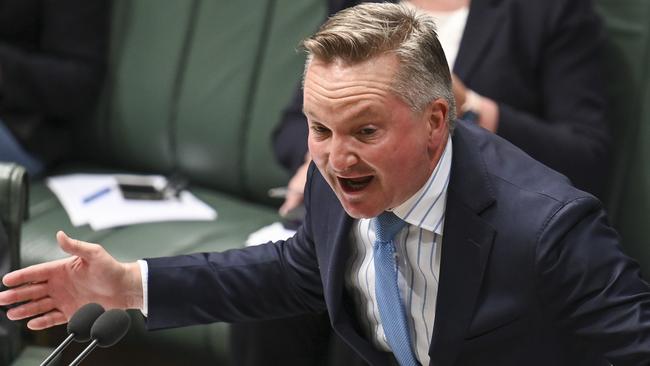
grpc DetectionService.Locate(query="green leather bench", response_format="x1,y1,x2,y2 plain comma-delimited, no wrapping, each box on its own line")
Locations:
16,0,325,363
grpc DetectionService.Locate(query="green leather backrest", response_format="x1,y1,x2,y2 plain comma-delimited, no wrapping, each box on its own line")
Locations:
596,0,650,275
78,0,324,200
173,0,270,193
80,0,195,172
243,0,326,202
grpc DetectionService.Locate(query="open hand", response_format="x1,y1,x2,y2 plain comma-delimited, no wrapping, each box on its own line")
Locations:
0,231,142,330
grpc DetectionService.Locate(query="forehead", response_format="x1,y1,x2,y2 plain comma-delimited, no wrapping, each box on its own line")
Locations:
303,54,401,116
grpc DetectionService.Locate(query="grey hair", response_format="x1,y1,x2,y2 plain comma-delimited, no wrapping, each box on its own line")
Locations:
302,2,456,129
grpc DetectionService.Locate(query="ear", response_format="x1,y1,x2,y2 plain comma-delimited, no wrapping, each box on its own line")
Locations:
425,98,449,142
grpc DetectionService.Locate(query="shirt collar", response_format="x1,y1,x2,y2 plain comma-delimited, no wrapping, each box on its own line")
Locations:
390,136,452,235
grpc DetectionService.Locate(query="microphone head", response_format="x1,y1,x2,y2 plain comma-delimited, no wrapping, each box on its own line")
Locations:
90,309,131,348
67,303,105,342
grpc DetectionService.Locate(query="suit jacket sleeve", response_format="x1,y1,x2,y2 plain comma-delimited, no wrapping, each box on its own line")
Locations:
144,166,326,330
492,0,609,196
536,196,650,364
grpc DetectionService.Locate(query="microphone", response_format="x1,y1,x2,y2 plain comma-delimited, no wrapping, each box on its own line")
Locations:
68,309,131,366
39,303,105,366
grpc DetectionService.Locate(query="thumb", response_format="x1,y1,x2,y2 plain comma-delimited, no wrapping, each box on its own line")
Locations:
56,231,98,259
279,194,302,217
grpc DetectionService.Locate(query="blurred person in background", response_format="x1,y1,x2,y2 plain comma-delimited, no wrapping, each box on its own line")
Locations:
0,0,110,177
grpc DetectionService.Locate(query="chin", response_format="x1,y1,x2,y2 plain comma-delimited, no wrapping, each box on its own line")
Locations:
340,201,384,219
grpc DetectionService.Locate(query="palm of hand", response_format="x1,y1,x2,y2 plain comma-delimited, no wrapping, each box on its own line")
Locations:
0,231,134,330
49,251,126,321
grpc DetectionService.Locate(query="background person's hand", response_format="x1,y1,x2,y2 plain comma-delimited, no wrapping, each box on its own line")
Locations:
0,231,142,330
451,73,499,132
451,73,468,117
279,159,310,217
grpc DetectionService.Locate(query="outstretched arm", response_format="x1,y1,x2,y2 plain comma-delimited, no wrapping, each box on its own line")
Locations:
0,231,142,330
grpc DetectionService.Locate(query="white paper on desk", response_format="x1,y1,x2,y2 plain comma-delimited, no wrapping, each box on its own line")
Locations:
245,222,296,246
85,191,216,231
46,174,118,226
46,174,217,230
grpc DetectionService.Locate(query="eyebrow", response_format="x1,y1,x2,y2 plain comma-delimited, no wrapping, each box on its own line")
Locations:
303,105,380,125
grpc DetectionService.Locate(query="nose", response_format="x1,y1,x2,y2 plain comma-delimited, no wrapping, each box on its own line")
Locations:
328,136,358,173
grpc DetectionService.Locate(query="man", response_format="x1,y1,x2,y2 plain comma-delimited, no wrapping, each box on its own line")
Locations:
0,3,649,365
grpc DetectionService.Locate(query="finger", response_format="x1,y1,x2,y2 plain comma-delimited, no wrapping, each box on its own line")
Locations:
26,310,68,330
2,259,65,288
6,296,56,321
279,193,303,216
0,282,49,306
279,201,292,216
57,231,100,259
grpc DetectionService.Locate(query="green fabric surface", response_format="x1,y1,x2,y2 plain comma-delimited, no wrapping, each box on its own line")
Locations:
21,181,281,267
9,347,56,366
596,0,650,278
243,0,326,204
173,0,269,194
76,0,194,172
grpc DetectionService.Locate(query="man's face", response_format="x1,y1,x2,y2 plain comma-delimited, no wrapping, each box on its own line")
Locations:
303,54,449,218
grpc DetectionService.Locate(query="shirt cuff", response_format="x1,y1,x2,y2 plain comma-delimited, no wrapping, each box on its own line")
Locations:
137,259,149,317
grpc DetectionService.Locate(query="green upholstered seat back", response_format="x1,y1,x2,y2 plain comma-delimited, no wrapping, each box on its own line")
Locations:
78,0,324,199
173,0,272,194
242,0,326,203
79,0,194,172
596,0,650,275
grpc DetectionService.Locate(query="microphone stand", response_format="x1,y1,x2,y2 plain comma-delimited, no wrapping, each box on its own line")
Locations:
68,339,98,366
39,333,74,366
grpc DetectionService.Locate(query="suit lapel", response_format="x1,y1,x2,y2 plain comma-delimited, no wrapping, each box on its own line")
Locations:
323,200,395,366
454,0,505,80
428,122,497,366
324,208,353,325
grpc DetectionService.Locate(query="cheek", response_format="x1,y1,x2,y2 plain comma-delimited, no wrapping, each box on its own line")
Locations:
308,140,325,165
382,142,429,180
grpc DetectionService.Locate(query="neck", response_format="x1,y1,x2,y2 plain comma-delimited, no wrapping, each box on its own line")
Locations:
407,0,470,12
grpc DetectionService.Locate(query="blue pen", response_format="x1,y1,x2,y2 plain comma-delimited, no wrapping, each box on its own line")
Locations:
82,187,112,204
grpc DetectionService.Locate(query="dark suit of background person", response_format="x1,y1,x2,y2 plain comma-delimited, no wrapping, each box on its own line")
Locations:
144,121,650,366
0,0,109,177
274,0,610,198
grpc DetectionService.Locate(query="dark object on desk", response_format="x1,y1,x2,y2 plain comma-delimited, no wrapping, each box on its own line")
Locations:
117,175,188,201
118,182,164,200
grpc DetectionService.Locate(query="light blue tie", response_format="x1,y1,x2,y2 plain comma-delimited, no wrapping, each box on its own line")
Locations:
373,211,419,366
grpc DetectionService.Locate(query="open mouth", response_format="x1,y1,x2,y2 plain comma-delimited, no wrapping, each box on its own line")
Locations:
338,176,374,193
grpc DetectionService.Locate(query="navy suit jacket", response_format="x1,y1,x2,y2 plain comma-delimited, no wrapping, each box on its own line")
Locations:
146,122,650,366
273,0,610,197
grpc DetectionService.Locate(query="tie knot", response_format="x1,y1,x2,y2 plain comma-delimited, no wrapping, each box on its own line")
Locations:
373,211,406,243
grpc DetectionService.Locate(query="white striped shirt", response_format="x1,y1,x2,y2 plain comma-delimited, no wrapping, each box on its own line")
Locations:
345,136,452,365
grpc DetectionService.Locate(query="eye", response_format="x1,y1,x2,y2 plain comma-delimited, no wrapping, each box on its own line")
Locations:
310,124,331,138
359,127,377,136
